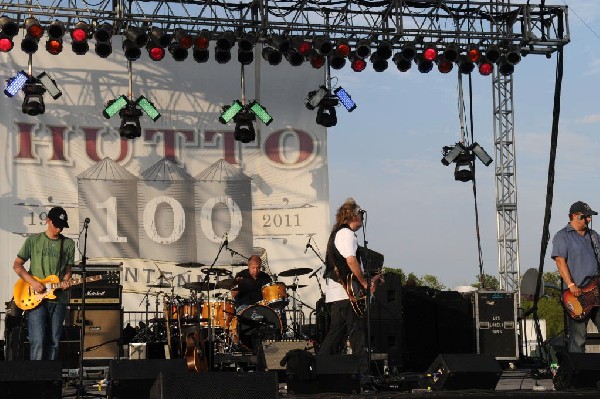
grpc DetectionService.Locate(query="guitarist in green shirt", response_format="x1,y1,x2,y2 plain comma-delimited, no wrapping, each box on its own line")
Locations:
13,206,75,360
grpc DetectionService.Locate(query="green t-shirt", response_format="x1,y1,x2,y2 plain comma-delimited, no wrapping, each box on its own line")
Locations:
17,232,76,304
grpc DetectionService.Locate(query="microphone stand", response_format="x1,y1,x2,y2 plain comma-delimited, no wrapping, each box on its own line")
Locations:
358,211,373,377
306,240,328,343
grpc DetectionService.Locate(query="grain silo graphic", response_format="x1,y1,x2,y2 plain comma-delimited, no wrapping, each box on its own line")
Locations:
195,159,253,265
77,157,140,258
138,158,197,262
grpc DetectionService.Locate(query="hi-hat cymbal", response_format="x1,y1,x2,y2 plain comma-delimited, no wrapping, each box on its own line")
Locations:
287,284,307,290
215,278,237,290
182,282,216,291
278,267,313,277
175,261,206,268
201,267,232,277
147,282,171,288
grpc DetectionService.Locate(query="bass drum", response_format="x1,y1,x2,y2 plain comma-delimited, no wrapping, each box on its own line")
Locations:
230,305,282,351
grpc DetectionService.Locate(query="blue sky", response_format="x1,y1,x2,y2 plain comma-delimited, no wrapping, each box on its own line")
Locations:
325,1,600,289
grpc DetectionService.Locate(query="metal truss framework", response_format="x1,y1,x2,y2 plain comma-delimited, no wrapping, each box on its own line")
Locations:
0,0,569,291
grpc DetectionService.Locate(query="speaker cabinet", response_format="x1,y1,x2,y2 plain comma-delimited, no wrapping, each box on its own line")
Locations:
425,353,502,390
108,359,187,399
71,307,122,359
554,352,600,390
150,371,279,399
261,340,312,371
287,354,361,395
0,360,62,399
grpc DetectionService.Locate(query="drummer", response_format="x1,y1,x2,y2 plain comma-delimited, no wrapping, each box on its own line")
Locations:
234,255,272,312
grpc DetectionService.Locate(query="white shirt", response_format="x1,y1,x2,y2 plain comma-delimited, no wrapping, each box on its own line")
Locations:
325,228,359,303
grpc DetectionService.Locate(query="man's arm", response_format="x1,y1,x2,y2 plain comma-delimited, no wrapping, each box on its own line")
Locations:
346,255,367,289
13,257,45,293
554,256,581,297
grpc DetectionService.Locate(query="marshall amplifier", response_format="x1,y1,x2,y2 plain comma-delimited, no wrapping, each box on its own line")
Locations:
69,285,122,306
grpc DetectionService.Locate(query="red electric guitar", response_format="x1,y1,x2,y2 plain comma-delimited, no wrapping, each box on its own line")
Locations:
561,276,600,320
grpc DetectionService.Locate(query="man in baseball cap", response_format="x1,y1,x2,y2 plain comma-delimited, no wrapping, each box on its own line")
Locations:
47,206,69,229
569,201,598,217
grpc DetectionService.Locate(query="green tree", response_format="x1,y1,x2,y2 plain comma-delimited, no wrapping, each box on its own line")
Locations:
472,273,500,290
521,271,564,339
421,274,446,290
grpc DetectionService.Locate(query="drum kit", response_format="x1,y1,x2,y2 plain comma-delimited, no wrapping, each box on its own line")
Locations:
132,262,315,358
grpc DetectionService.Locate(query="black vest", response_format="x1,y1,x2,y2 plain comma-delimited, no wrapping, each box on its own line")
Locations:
323,224,357,282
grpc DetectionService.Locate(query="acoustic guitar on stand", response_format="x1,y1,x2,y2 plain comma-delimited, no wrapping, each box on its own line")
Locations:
13,274,104,311
561,276,600,320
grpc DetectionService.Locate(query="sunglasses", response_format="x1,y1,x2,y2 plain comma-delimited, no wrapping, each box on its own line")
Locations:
578,214,592,220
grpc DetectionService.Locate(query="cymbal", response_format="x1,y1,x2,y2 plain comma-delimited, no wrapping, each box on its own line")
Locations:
201,267,232,277
175,261,206,267
182,282,216,291
278,267,313,277
287,284,307,290
147,283,171,288
215,278,237,290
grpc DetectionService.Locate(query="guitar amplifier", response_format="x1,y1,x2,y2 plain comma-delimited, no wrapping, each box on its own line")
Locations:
69,285,122,306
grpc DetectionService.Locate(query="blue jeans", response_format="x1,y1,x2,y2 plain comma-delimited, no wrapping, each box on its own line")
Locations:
567,308,600,353
27,301,67,360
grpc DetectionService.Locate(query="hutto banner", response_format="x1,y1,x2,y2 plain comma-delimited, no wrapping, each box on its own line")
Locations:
0,38,330,335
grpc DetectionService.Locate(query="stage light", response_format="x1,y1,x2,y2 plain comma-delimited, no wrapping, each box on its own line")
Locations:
375,40,392,60
103,95,129,119
442,43,459,62
136,96,161,121
94,23,113,58
305,86,328,110
37,72,62,100
146,27,168,61
215,45,231,63
416,55,433,73
119,104,143,139
123,39,141,61
437,56,453,74
506,45,521,65
307,49,325,69
355,39,371,59
70,21,90,55
147,41,166,61
249,101,273,125
21,17,43,54
270,34,291,53
233,109,256,143
193,30,211,63
392,53,411,72
422,44,438,62
216,31,235,51
316,95,338,128
478,57,494,76
457,55,475,74
333,87,356,112
441,144,465,166
466,44,481,63
22,81,46,116
330,52,346,70
295,38,312,56
174,28,193,49
238,33,255,65
400,42,417,61
498,56,514,76
485,44,501,63
262,46,282,65
350,52,367,72
45,21,64,55
314,37,333,56
370,53,388,72
285,49,303,66
0,34,14,52
169,42,188,61
0,15,18,37
471,142,493,166
441,142,492,182
125,26,148,47
336,40,351,57
219,100,243,124
4,70,28,97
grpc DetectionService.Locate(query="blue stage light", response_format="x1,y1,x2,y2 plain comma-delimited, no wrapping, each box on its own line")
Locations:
4,71,28,97
334,87,357,112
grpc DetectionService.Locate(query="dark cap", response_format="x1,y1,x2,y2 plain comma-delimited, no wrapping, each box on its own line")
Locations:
48,206,69,228
569,201,598,217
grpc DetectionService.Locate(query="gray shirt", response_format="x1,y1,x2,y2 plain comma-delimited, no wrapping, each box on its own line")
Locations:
551,223,600,287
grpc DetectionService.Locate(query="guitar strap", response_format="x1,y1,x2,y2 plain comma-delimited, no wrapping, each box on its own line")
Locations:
58,234,65,273
589,230,600,274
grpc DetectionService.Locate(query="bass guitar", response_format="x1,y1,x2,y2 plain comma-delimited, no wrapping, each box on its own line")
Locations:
13,274,103,311
561,276,600,320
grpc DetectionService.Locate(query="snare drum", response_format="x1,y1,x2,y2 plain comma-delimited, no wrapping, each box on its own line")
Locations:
261,282,288,309
230,305,282,351
201,300,235,329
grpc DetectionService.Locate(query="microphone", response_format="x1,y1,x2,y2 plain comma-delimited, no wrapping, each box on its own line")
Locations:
309,267,322,279
358,209,366,215
83,217,90,227
223,232,228,247
304,237,311,254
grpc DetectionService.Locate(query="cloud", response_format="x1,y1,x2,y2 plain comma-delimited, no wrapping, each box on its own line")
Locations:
577,114,600,124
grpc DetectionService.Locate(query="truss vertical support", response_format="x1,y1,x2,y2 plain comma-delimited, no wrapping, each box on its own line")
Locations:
492,71,521,296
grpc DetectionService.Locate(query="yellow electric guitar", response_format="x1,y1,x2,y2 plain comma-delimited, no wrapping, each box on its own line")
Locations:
13,274,103,311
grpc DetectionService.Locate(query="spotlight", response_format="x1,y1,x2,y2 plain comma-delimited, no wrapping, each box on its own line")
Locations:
125,26,148,47
22,17,44,54
123,39,141,61
262,46,282,65
355,39,371,59
506,44,522,65
313,37,333,56
4,70,28,97
0,33,14,52
441,142,492,182
498,56,514,76
392,53,411,72
316,95,338,128
233,109,256,143
215,31,234,62
375,40,393,60
136,96,161,122
169,29,191,61
400,42,417,61
22,81,46,116
193,30,211,63
415,55,433,73
46,21,65,55
215,45,231,63
437,56,453,74
422,44,438,62
335,40,351,57
94,23,113,58
103,95,129,119
330,52,346,70
219,100,244,124
350,52,367,72
370,52,388,72
285,49,304,66
454,156,475,182
169,42,188,61
294,37,312,56
442,43,459,62
305,86,328,110
70,21,90,55
485,44,501,63
466,44,481,63
249,101,273,125
270,34,291,53
478,57,494,76
307,49,325,69
37,72,62,100
238,33,255,65
119,104,143,139
0,15,18,38
457,55,475,74
334,87,356,112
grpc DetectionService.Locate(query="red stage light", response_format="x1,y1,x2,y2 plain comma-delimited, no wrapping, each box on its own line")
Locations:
437,59,453,74
46,39,63,55
423,46,437,61
351,57,367,72
0,37,13,52
27,24,44,39
336,41,351,57
71,28,87,42
148,46,165,61
309,51,325,69
478,59,494,76
297,41,312,55
467,46,481,62
195,37,209,50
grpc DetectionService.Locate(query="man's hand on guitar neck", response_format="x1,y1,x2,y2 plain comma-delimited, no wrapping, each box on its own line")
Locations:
370,273,385,293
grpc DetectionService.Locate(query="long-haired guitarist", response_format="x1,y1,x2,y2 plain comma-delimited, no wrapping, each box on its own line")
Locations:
12,206,75,360
318,198,382,380
551,201,600,353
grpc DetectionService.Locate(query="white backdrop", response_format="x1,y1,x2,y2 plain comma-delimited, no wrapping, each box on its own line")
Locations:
0,37,330,332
